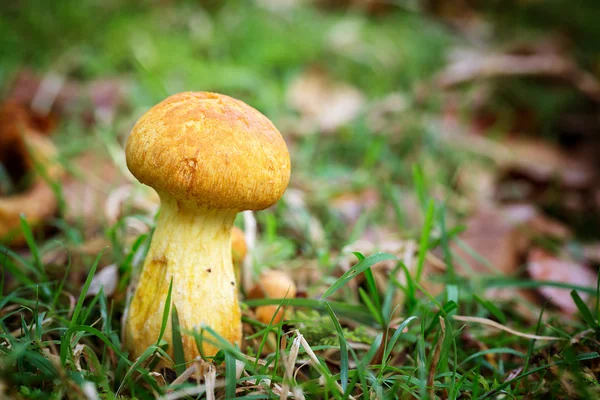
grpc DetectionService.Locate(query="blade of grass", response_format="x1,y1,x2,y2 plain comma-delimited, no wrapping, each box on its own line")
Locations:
571,290,597,328
171,304,186,375
117,345,170,395
225,351,237,399
478,352,600,399
157,277,174,345
415,199,435,282
412,164,428,210
324,302,349,391
363,267,383,317
70,250,105,328
60,324,128,365
473,294,507,325
438,204,455,282
382,316,418,367
20,215,45,278
459,348,525,367
320,252,397,300
358,288,384,326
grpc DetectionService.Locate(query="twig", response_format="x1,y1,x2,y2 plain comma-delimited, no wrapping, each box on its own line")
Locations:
204,364,216,400
280,335,301,400
428,317,446,398
453,315,565,341
297,332,355,399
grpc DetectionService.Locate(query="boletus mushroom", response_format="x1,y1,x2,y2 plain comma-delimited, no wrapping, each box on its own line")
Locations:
124,92,290,361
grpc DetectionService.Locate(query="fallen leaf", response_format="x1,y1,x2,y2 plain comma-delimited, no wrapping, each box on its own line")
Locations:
527,248,597,314
582,243,600,264
8,69,127,126
437,48,600,102
42,237,112,270
104,184,158,226
62,151,130,233
330,187,379,225
0,102,64,245
455,161,496,206
287,67,365,134
454,204,573,276
282,188,326,248
86,264,119,297
498,137,594,189
453,206,523,275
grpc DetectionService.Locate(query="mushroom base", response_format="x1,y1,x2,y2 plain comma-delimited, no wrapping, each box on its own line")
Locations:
125,195,241,362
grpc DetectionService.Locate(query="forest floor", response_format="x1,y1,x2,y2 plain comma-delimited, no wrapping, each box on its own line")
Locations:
2,1,600,398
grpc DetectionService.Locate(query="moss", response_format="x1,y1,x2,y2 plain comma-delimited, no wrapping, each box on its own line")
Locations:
293,310,373,346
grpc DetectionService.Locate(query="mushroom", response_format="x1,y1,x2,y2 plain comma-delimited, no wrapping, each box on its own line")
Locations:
248,269,297,325
231,226,247,283
124,92,290,361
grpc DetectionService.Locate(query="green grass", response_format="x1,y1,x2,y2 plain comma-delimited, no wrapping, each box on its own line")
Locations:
2,0,600,399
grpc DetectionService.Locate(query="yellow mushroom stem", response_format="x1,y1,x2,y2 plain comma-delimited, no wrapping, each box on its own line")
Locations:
125,195,241,361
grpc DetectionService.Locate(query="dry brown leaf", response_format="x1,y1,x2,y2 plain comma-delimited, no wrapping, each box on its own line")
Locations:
583,243,600,264
104,184,158,226
282,188,326,248
498,137,594,189
527,248,597,314
287,258,321,297
87,264,119,298
8,69,127,126
62,151,129,233
455,162,496,206
330,188,379,226
440,103,597,196
0,103,64,245
454,204,573,276
437,48,600,102
287,67,365,134
42,237,112,272
453,206,523,275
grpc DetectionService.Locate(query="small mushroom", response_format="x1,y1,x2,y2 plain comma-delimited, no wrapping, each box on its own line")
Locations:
248,270,297,324
231,226,247,283
124,92,290,361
